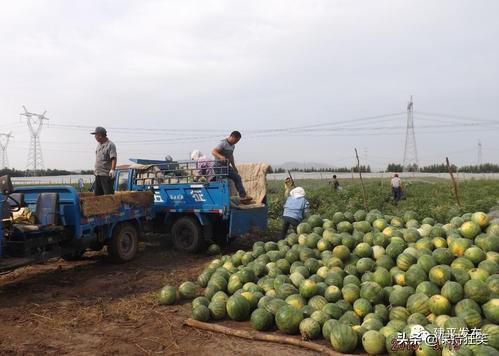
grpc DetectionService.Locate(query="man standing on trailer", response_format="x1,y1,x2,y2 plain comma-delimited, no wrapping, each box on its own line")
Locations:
91,126,117,196
212,131,252,203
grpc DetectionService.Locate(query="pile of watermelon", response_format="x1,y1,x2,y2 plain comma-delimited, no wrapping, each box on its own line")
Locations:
163,210,499,355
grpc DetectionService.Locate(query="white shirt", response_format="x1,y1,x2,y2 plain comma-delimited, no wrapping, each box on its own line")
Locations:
391,177,401,188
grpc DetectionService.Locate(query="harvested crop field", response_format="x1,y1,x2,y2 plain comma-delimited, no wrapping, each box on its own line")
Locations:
0,236,314,356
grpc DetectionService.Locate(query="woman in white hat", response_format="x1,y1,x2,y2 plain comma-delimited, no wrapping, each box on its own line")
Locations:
280,187,310,239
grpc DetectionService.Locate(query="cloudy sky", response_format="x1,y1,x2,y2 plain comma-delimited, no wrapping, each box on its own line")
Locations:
1,0,498,171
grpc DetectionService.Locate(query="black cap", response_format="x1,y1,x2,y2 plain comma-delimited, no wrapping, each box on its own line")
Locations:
91,127,107,135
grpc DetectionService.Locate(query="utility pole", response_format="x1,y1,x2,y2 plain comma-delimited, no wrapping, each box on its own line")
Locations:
477,140,482,166
402,96,419,171
20,106,49,176
0,132,13,169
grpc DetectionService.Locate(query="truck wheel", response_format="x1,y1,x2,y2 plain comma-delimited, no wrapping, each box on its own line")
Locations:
171,216,203,253
108,223,138,263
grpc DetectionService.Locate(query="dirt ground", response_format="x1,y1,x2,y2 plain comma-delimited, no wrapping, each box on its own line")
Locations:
0,235,319,356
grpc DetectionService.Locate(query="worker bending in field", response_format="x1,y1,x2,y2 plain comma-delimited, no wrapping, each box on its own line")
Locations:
280,187,310,239
91,126,117,196
212,131,252,203
391,173,403,204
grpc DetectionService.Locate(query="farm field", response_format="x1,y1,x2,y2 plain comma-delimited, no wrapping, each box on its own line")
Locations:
1,177,498,355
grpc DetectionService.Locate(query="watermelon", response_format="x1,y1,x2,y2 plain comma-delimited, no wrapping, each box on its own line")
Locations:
415,281,440,297
360,282,383,304
251,308,274,331
299,279,317,299
397,253,417,271
192,296,210,309
332,245,351,261
192,305,211,321
275,305,304,334
330,324,358,353
407,293,430,315
322,318,339,339
226,295,251,321
158,285,177,305
428,295,451,315
459,308,482,328
353,298,373,318
406,265,428,289
460,221,481,239
465,246,487,265
471,211,489,228
469,267,490,282
441,281,464,304
324,285,342,302
464,279,490,304
323,303,343,319
429,265,452,286
208,300,227,320
299,318,321,340
310,310,330,326
207,244,221,255
286,294,306,310
482,298,499,323
308,295,328,311
342,284,361,304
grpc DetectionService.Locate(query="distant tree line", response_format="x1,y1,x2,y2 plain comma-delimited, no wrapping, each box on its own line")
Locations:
267,166,372,173
386,163,499,173
0,168,94,177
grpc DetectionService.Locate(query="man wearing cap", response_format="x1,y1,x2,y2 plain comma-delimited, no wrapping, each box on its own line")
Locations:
91,127,117,196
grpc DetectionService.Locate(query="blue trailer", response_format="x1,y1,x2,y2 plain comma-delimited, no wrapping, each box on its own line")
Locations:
115,158,269,252
0,175,152,272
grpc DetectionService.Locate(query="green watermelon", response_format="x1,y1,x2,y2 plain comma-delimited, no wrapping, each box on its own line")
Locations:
275,305,304,334
428,295,451,315
330,324,358,353
192,305,211,321
208,300,227,320
441,281,464,304
299,318,321,340
250,308,274,331
482,298,499,323
464,279,490,304
158,285,177,305
362,330,386,355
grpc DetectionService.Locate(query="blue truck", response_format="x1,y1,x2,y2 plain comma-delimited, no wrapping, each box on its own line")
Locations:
0,175,153,272
0,158,269,271
114,158,269,252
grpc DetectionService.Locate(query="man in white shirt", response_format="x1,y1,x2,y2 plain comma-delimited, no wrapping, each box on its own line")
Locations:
391,174,402,204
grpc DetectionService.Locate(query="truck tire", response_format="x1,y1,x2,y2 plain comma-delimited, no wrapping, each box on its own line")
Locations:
171,216,203,253
108,223,139,263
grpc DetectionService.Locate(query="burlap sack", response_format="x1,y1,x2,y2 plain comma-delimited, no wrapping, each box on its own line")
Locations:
229,163,268,208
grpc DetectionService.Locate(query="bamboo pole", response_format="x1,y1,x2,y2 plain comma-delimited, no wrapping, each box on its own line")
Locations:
184,319,353,356
446,157,461,208
355,148,368,210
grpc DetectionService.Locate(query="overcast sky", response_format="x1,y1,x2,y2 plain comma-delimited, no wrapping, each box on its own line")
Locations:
1,0,498,171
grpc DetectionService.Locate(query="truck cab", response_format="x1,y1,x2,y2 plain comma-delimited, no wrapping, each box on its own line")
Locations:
115,158,269,252
0,175,153,272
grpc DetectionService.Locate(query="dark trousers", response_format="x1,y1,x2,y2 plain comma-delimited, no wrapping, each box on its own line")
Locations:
281,216,300,239
392,187,402,203
94,175,115,196
215,162,247,197
228,166,247,197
